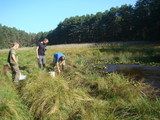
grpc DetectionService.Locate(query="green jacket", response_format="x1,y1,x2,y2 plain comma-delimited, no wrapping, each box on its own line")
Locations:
7,48,17,65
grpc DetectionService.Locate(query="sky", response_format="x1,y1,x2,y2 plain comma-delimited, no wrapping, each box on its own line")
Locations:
0,0,137,33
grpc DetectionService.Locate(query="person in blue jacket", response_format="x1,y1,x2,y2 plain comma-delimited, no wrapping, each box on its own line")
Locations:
53,52,65,74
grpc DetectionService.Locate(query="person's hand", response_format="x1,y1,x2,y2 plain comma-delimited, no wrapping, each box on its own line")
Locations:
58,69,61,74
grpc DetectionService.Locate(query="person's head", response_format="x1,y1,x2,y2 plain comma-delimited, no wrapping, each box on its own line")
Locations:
43,38,49,44
12,42,19,50
59,56,65,62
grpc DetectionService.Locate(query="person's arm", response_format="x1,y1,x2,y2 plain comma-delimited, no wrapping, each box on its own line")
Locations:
11,54,18,64
56,62,61,74
59,60,65,66
36,46,39,58
61,60,65,70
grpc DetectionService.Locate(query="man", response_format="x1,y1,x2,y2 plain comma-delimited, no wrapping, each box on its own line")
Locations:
7,42,20,82
36,38,49,69
53,52,65,74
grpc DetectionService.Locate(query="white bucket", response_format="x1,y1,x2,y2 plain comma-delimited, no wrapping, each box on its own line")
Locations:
49,71,55,78
19,73,27,80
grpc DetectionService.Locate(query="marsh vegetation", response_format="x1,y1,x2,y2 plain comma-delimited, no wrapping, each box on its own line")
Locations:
0,43,160,120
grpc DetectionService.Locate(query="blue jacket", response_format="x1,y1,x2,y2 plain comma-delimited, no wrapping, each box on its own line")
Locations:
53,52,65,62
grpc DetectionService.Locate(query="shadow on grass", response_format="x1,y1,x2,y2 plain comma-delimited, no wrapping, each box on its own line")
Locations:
19,66,32,73
131,55,160,64
99,45,160,54
99,45,160,64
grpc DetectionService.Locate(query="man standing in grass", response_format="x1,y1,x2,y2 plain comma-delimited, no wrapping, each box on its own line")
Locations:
36,38,49,69
7,42,20,82
53,52,65,74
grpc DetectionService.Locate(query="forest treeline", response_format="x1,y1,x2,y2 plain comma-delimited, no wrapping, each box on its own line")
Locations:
0,25,48,49
0,0,160,48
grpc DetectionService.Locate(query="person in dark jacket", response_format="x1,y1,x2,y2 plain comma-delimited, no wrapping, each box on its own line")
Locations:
36,38,49,69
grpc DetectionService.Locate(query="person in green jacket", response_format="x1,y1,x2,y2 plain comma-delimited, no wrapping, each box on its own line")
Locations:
7,42,20,82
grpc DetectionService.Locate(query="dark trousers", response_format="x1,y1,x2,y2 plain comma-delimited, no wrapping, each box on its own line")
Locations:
38,55,46,69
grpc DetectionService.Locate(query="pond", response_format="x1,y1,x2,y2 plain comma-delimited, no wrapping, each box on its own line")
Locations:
105,64,160,89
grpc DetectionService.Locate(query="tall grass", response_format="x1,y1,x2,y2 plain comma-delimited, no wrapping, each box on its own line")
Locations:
0,43,160,120
0,74,32,120
21,71,109,120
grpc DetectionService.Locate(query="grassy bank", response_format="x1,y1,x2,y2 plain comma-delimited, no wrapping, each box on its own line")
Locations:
0,43,160,120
